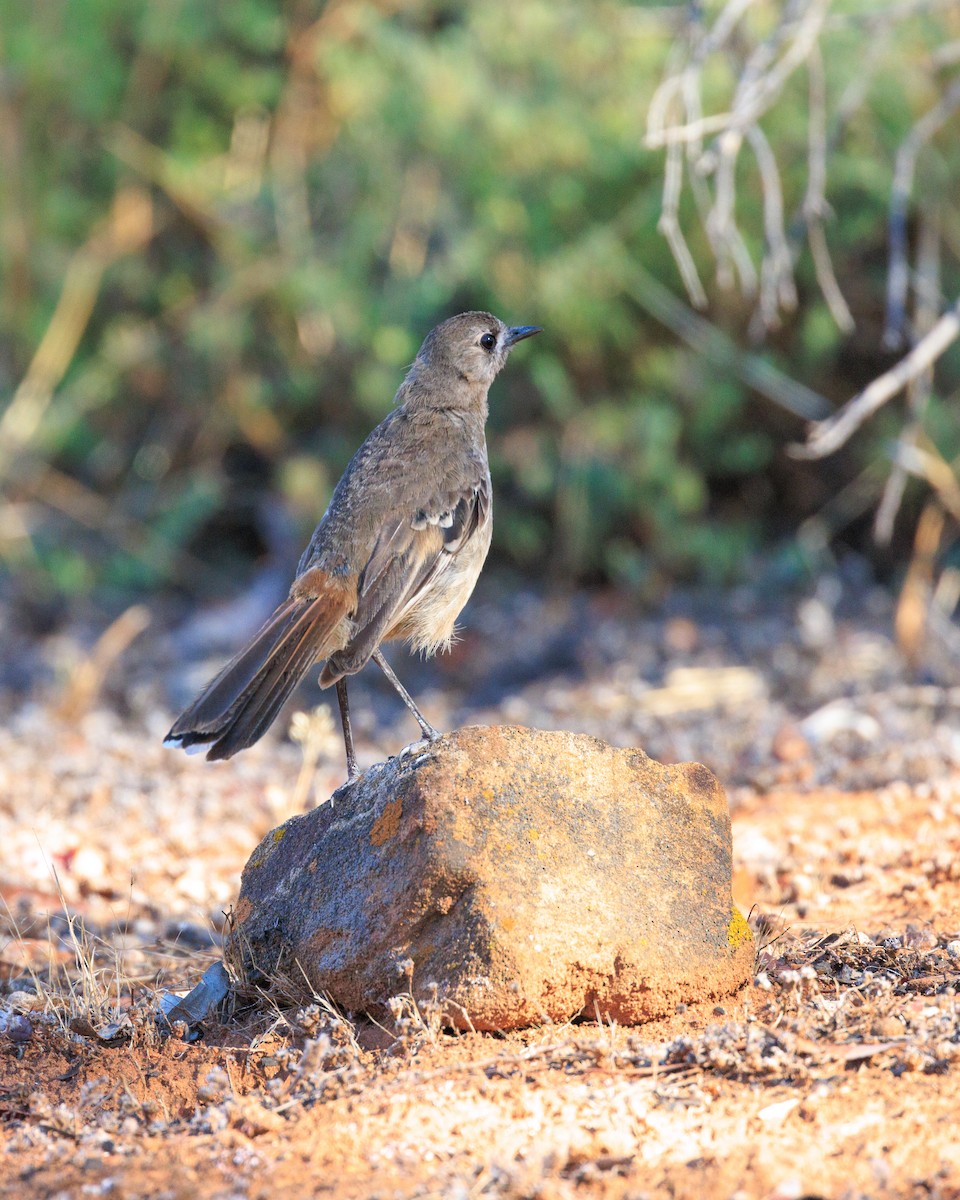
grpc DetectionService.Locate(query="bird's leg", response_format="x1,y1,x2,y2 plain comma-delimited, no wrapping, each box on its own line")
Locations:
371,649,441,742
335,678,359,779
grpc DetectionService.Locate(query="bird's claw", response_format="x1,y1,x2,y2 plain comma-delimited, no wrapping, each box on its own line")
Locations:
396,731,442,765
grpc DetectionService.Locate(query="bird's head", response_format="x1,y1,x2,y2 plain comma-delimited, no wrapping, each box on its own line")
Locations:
417,311,541,387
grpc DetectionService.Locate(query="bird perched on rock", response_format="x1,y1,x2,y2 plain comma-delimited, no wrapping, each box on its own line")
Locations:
165,311,541,778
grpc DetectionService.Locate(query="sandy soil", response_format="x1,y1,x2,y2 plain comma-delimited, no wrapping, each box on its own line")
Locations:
3,584,960,1199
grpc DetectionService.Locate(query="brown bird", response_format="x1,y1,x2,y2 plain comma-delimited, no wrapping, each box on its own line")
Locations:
165,311,541,777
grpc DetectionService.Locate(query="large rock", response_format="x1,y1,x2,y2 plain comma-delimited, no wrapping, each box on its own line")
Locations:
225,726,753,1029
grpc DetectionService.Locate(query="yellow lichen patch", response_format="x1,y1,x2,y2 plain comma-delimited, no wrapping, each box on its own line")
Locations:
727,905,753,948
249,825,286,869
370,798,403,846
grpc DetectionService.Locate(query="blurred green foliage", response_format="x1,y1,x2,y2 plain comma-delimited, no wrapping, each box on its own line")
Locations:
1,0,960,611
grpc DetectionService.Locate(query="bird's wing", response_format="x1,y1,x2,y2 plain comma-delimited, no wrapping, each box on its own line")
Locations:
318,470,490,681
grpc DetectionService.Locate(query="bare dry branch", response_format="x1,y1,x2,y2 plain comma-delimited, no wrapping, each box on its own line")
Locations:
647,0,831,149
627,265,830,420
57,606,152,722
747,124,797,328
874,207,940,543
873,465,908,547
0,186,154,476
895,500,943,665
647,0,833,331
792,296,960,459
658,135,709,308
807,220,854,332
892,441,960,526
884,77,960,348
802,45,854,332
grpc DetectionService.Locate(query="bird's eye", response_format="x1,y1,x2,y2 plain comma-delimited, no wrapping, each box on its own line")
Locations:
479,332,497,351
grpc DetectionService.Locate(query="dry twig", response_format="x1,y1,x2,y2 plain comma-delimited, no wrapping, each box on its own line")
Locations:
884,78,960,348
646,0,833,329
792,297,960,460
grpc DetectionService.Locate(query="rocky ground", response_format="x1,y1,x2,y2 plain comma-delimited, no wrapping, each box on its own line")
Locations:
3,569,960,1199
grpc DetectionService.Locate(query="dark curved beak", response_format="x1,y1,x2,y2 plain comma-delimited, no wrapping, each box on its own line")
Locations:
504,325,542,347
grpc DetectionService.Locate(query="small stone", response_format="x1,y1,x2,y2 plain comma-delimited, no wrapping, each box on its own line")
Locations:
871,1016,904,1039
757,1098,799,1125
663,617,699,654
2,1013,33,1042
801,702,881,744
769,1177,804,1200
772,724,811,764
71,845,109,891
226,726,753,1030
7,990,43,1013
904,924,937,950
797,597,834,648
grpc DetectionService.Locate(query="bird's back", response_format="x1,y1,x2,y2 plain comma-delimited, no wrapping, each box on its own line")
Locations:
297,401,489,582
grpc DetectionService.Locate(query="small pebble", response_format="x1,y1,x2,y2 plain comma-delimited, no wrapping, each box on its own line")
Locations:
2,1013,33,1042
7,990,43,1013
772,724,811,764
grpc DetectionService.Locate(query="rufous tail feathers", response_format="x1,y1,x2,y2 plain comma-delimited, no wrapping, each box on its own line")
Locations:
164,572,352,761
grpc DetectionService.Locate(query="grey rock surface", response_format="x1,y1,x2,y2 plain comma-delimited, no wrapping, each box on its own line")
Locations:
225,725,754,1029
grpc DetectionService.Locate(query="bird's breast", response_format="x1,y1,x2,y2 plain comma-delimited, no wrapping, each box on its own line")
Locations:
385,509,492,656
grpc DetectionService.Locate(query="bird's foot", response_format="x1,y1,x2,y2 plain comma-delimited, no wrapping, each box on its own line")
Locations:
396,728,442,766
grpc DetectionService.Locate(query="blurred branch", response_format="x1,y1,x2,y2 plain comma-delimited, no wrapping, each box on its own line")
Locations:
874,205,940,544
646,0,832,331
106,125,241,264
56,605,152,721
792,295,960,459
884,77,960,348
801,44,853,334
0,249,105,463
646,0,827,149
0,30,33,333
627,264,830,420
746,122,797,332
646,0,960,355
657,127,708,308
0,187,154,476
891,435,960,525
895,500,943,666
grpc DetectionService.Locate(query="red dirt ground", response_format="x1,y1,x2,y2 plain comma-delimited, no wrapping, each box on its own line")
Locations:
4,745,960,1199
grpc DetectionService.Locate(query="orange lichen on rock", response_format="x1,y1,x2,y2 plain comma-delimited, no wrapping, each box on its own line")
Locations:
370,798,402,846
225,726,753,1029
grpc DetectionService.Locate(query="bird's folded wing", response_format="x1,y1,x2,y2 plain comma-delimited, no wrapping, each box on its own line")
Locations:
318,475,489,679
